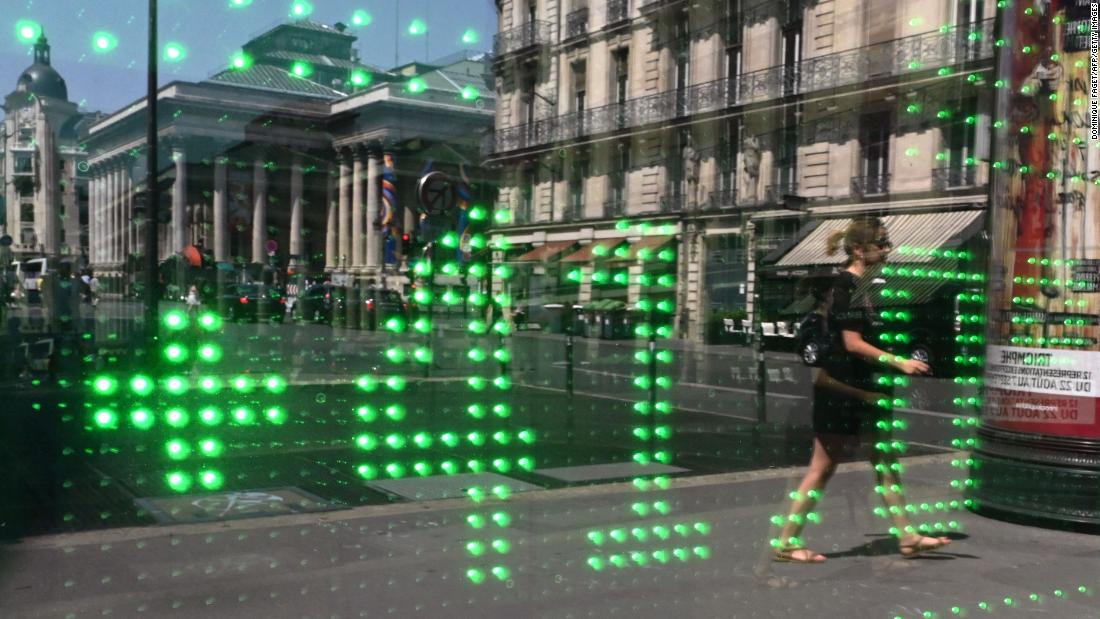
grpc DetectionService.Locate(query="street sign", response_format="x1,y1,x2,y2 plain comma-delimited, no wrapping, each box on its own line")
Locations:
1071,259,1100,293
0,235,12,247
265,239,278,253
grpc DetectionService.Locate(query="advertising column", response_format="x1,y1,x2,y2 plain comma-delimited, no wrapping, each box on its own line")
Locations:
975,0,1100,525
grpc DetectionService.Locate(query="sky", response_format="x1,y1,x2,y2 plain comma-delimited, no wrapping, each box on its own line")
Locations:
1,0,498,114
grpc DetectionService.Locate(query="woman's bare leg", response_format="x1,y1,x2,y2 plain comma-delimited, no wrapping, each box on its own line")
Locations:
777,435,841,551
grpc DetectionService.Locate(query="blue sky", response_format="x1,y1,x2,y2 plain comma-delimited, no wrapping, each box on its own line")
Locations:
1,0,497,114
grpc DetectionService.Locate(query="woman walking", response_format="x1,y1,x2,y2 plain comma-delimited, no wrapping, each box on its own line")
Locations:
773,216,951,563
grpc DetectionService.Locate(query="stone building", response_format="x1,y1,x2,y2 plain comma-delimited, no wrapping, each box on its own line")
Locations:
1,34,96,264
486,0,993,341
83,20,494,293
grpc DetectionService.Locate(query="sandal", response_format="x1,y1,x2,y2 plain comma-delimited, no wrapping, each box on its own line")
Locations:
899,535,951,557
773,546,827,564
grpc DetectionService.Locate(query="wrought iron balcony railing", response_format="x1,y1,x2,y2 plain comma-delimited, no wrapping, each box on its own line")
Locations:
604,198,626,218
639,0,685,14
606,0,629,24
565,8,589,40
488,19,993,154
851,173,891,196
763,182,799,203
931,166,978,190
493,20,554,56
708,186,738,209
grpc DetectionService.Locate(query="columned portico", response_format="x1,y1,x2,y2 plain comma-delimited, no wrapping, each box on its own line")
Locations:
351,149,365,271
365,148,381,275
171,146,188,255
288,156,304,270
213,155,229,263
252,155,269,264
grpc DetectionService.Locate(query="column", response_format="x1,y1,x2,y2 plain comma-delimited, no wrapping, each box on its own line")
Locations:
251,156,268,264
288,157,304,270
351,149,365,271
324,165,337,271
108,162,119,266
172,146,188,254
90,170,101,266
365,150,381,272
338,152,351,270
213,156,229,263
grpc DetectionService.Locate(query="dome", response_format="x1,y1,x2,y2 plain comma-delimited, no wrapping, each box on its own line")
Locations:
15,64,68,101
13,34,68,102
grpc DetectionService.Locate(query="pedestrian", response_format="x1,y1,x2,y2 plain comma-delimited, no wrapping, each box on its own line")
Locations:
772,216,949,563
88,273,100,308
186,284,201,315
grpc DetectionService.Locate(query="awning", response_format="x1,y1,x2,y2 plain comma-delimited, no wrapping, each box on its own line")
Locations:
581,299,627,311
514,240,574,262
561,239,625,263
772,210,985,268
610,235,674,262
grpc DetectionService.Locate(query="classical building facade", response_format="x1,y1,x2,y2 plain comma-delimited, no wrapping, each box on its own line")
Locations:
487,0,994,341
1,34,97,263
83,20,494,292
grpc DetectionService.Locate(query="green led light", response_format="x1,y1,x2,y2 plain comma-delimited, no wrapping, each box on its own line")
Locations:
461,85,480,100
231,375,254,393
413,318,431,334
198,376,222,394
230,51,253,71
265,406,288,425
164,343,188,363
130,408,154,430
198,438,224,458
231,406,256,425
351,9,373,26
92,31,118,53
494,209,512,224
350,70,372,87
199,469,224,490
385,462,406,478
163,310,188,330
164,408,189,428
15,20,42,43
386,376,407,391
413,347,432,363
164,376,188,395
493,403,511,418
462,29,479,44
197,311,223,331
291,61,313,77
290,0,314,18
466,568,486,584
198,343,222,363
408,18,427,35
229,0,254,7
198,407,223,426
493,348,511,363
166,471,192,492
166,439,191,461
385,317,407,332
129,374,154,396
93,375,118,395
407,77,427,93
469,205,488,221
356,375,379,391
93,408,118,430
163,42,187,62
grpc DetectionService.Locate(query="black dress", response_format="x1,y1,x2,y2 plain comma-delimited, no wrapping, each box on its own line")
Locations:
811,270,887,436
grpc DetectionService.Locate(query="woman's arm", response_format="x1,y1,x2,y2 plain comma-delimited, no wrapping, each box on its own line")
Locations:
842,329,929,375
814,368,883,404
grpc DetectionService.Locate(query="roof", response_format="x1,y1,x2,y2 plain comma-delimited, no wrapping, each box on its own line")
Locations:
772,210,985,268
260,50,385,73
206,64,346,98
514,240,574,262
561,239,626,263
252,20,356,40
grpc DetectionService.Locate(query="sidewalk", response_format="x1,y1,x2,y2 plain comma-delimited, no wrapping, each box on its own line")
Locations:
1,454,1096,618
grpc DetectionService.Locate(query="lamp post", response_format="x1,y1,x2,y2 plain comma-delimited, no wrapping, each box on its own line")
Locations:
143,0,160,352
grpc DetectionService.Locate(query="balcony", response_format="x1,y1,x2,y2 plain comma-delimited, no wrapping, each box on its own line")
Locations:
565,8,589,40
639,0,685,15
606,0,629,25
487,19,994,155
604,198,626,218
708,186,738,209
851,173,891,197
493,20,553,57
932,166,978,190
763,182,799,204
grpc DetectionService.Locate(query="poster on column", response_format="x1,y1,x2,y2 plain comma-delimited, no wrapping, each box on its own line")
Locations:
984,0,1100,440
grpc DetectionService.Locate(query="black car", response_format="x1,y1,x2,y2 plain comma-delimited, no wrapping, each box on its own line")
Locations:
329,286,409,329
219,283,287,323
292,284,338,323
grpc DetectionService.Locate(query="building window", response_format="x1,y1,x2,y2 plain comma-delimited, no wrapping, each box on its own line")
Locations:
781,20,802,96
611,143,628,205
570,156,588,219
527,0,538,24
726,44,742,104
612,49,629,104
521,166,537,222
20,227,35,247
859,110,891,194
572,61,587,113
20,203,34,223
718,118,741,199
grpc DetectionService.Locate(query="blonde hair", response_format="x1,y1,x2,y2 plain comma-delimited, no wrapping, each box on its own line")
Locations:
825,216,886,263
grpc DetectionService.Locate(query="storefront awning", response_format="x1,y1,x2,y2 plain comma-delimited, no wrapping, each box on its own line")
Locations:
513,240,575,262
771,210,985,269
610,235,674,262
561,239,624,263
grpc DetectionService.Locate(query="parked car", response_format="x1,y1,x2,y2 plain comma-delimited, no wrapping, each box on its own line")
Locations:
219,283,287,322
292,284,338,323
